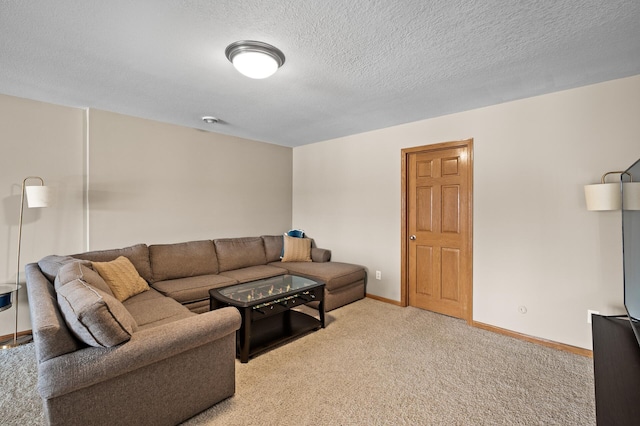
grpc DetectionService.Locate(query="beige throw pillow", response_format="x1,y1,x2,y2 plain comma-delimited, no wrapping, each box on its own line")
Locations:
92,256,149,302
281,235,312,262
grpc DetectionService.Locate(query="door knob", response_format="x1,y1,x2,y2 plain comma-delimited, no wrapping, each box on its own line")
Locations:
409,235,417,240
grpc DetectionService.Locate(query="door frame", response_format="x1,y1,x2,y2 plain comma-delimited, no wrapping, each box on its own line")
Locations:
400,139,474,324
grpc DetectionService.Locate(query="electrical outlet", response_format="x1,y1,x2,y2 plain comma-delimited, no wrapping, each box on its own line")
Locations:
375,270,381,280
587,309,600,324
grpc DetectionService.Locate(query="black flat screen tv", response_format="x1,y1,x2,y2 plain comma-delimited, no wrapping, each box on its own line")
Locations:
622,158,640,346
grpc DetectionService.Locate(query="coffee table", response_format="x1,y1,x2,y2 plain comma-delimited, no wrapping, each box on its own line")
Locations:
209,274,325,363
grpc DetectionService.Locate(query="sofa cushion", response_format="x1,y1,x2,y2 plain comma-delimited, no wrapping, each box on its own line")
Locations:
72,244,153,282
262,235,284,263
92,256,150,302
38,255,90,282
281,235,312,262
57,278,137,348
151,274,237,305
214,237,267,272
122,288,194,327
275,261,366,292
26,264,83,362
54,261,114,297
311,247,331,263
182,299,211,314
219,265,288,283
149,240,218,282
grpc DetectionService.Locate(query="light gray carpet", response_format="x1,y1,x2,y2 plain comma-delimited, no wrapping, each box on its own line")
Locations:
1,298,595,425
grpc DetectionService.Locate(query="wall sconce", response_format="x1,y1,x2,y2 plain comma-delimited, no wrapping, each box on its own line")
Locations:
1,176,53,349
585,171,640,211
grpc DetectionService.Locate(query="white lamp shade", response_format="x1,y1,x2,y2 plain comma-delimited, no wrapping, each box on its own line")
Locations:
584,183,620,211
232,51,279,79
25,185,53,208
623,182,640,210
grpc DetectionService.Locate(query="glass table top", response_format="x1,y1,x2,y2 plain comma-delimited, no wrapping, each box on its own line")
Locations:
216,275,322,305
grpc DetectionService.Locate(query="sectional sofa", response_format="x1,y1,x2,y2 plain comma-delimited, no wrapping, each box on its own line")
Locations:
26,235,366,426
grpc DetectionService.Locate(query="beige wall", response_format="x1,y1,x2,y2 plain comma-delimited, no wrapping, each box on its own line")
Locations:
0,101,293,336
293,74,640,350
0,94,85,336
3,75,638,349
87,109,292,248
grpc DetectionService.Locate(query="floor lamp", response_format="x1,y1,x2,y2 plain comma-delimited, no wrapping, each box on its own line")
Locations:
0,176,52,349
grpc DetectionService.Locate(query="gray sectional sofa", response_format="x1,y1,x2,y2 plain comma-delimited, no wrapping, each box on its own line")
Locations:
26,235,366,426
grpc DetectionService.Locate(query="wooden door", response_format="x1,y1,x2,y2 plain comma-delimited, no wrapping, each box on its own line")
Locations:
402,140,473,321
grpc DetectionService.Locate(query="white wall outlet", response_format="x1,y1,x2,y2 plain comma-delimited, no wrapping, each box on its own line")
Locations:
375,270,381,280
587,309,600,324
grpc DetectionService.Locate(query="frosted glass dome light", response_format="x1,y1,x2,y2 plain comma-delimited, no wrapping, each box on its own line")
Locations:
225,40,285,79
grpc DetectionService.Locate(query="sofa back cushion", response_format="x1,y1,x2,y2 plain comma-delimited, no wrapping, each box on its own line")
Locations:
149,240,218,282
38,255,91,282
262,235,284,263
55,261,115,297
57,278,137,347
214,237,267,272
72,244,153,282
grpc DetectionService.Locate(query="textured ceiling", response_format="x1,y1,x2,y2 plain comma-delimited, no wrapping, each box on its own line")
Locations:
1,1,639,147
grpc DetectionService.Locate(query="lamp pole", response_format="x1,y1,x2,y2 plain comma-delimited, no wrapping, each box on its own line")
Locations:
1,176,48,349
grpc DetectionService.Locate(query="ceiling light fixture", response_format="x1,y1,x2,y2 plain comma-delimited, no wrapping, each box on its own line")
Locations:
225,40,285,79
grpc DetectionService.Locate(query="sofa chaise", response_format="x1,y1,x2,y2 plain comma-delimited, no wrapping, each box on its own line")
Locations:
26,235,366,425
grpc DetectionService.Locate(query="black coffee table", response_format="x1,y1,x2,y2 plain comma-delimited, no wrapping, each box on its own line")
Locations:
209,274,325,363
